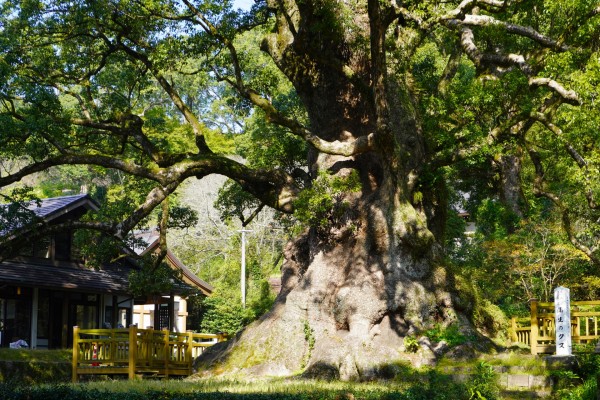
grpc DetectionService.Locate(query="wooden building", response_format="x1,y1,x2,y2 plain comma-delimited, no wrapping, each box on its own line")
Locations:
0,194,212,349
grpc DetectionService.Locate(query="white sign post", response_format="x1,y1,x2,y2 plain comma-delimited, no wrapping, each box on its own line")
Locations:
554,286,572,356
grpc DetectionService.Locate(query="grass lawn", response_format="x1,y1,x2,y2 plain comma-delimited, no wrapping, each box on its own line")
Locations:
0,366,485,400
80,378,409,398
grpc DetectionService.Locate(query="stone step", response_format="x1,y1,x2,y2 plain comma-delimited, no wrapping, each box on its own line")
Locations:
449,372,551,389
500,389,552,399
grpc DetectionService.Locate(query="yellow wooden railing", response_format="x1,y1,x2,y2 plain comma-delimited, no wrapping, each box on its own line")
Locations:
72,325,226,382
510,300,600,355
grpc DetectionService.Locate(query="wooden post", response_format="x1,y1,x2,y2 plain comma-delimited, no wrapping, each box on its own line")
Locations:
169,294,176,332
530,299,539,355
72,326,79,383
163,328,170,378
109,329,116,366
128,324,138,379
186,331,194,375
511,317,518,343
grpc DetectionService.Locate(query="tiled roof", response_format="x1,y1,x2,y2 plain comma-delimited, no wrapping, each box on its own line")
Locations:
0,259,195,296
0,194,99,236
0,260,131,294
25,194,99,218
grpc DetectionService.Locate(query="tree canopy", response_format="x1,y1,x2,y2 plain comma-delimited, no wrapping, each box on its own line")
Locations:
2,0,600,378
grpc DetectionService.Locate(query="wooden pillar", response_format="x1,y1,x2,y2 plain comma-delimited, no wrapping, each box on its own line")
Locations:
153,300,160,330
72,326,79,383
186,331,194,375
163,328,170,378
169,294,176,332
128,324,138,379
511,317,518,344
62,298,69,348
31,288,38,349
530,299,539,355
109,327,116,364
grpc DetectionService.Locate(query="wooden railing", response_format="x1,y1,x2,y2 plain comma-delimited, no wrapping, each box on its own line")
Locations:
510,300,600,355
72,325,226,382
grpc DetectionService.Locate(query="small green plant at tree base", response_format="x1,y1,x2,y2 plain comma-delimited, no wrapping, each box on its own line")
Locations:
404,335,419,353
551,368,582,393
302,320,316,369
557,375,597,400
425,323,471,347
303,320,316,351
467,361,499,400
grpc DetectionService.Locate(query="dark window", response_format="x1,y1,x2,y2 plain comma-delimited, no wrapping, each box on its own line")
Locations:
34,236,51,258
158,304,170,330
54,231,71,261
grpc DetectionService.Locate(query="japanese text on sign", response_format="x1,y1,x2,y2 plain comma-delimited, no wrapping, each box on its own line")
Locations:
554,286,572,356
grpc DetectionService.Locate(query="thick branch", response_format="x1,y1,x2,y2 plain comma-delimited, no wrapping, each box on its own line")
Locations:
153,195,170,268
176,155,300,213
243,89,375,155
368,0,391,127
437,46,462,95
448,15,568,51
72,114,163,163
0,155,161,188
457,26,580,105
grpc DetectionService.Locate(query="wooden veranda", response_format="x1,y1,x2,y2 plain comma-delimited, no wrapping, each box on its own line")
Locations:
511,300,600,355
72,325,226,381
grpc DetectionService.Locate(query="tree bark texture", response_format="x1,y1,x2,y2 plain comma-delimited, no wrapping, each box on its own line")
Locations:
196,0,460,379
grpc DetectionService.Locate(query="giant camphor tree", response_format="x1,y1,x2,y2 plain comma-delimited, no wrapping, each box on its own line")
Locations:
1,0,600,378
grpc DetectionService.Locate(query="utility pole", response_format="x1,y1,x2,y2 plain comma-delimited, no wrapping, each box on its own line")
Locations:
238,228,252,308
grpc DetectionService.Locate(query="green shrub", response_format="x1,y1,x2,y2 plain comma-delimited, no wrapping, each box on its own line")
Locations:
294,171,361,232
472,299,508,338
466,361,499,400
199,279,275,336
199,295,256,335
404,336,419,353
425,323,470,347
574,341,600,380
557,375,597,400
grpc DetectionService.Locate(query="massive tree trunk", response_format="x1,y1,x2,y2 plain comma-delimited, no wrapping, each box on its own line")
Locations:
195,0,461,379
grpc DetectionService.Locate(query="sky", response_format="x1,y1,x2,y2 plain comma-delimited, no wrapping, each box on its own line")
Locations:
233,0,254,10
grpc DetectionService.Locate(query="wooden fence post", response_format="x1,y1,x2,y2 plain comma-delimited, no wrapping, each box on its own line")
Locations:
128,325,138,379
511,317,518,343
72,326,79,383
186,331,194,375
163,328,170,378
109,329,116,365
530,299,539,355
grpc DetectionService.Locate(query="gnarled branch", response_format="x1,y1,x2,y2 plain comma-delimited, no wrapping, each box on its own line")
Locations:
456,26,580,105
